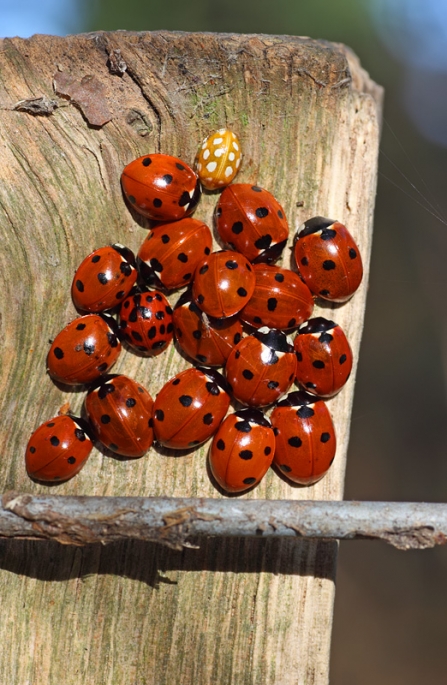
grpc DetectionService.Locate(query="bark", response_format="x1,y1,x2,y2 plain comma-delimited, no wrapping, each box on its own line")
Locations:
0,31,382,685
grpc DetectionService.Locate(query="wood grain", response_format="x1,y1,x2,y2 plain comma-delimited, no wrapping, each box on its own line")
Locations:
0,32,382,685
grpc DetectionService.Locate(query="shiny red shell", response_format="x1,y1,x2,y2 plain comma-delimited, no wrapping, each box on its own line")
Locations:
137,217,213,290
215,184,289,263
192,250,256,319
25,415,92,482
121,153,201,222
47,314,121,386
240,264,314,330
225,329,297,407
71,244,137,312
173,292,243,367
293,317,353,398
153,367,231,449
270,391,336,485
294,217,363,302
209,409,275,493
84,374,154,457
119,290,174,356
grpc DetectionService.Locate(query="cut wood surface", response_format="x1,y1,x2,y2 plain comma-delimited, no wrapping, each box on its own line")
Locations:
0,31,382,685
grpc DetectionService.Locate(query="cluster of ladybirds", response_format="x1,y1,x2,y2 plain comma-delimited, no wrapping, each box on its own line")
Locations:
25,128,363,495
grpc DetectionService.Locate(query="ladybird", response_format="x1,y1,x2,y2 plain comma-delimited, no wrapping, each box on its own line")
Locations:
294,317,353,398
208,409,275,493
84,374,154,457
47,314,121,386
119,289,174,356
137,217,213,290
225,328,297,407
215,184,289,263
173,290,243,367
121,153,201,222
240,264,314,330
293,216,363,302
153,367,231,449
25,414,93,482
192,250,256,319
195,129,242,190
270,391,336,485
71,244,137,312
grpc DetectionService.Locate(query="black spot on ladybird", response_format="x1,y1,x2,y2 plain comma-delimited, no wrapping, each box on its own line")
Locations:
321,432,331,443
179,395,193,407
92,255,101,263
176,163,185,171
255,207,268,219
97,363,108,372
75,280,84,292
155,409,164,421
217,439,225,450
339,354,347,364
197,354,207,363
199,264,209,275
301,257,309,266
109,443,118,451
76,323,86,331
183,273,192,280
203,413,213,425
162,174,173,185
142,157,152,166
267,298,277,311
277,210,284,219
267,380,279,389
177,253,188,263
234,333,241,344
254,234,272,249
232,222,243,234
274,273,284,282
288,436,302,448
296,352,303,362
204,247,210,255
161,234,170,244
253,316,262,324
50,436,60,447
197,294,204,304
349,248,357,259
148,418,153,428
193,330,202,340
54,347,64,359
68,456,76,464
205,382,220,396
288,318,296,328
237,287,247,297
243,369,254,380
179,191,190,207
150,258,163,273
264,446,271,455
126,398,136,407
321,229,336,240
147,326,157,339
239,449,253,460
226,260,238,270
116,290,125,300
29,446,36,453
155,311,165,320
84,341,95,356
323,260,336,271
97,273,108,285
252,186,262,192
280,464,292,473
297,406,315,419
128,195,136,204
243,477,256,485
101,414,111,424
153,198,162,208
320,333,333,344
235,420,251,433
312,360,325,369
172,378,180,385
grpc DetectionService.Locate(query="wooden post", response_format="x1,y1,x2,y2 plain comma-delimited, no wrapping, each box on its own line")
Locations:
0,32,382,685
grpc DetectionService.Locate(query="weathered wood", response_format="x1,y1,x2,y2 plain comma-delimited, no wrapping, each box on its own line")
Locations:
2,494,446,551
0,32,382,685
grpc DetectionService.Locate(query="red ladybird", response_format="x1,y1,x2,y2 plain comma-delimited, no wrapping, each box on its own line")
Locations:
173,291,243,367
192,250,256,319
270,390,336,485
84,374,154,457
25,414,93,482
293,216,363,302
209,409,275,493
225,328,297,407
47,314,121,386
71,244,137,312
293,317,353,398
153,367,231,449
137,217,213,290
240,264,314,330
121,153,201,222
215,184,289,263
119,290,174,356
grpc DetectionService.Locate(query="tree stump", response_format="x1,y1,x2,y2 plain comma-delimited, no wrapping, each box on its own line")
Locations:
0,32,382,685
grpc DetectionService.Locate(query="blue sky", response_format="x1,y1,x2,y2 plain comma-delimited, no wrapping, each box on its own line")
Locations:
1,0,89,38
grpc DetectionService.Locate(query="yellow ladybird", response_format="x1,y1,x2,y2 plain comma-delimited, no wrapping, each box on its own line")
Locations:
196,129,242,190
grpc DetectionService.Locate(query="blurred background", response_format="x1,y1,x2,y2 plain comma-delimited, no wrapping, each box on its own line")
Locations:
3,0,447,682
